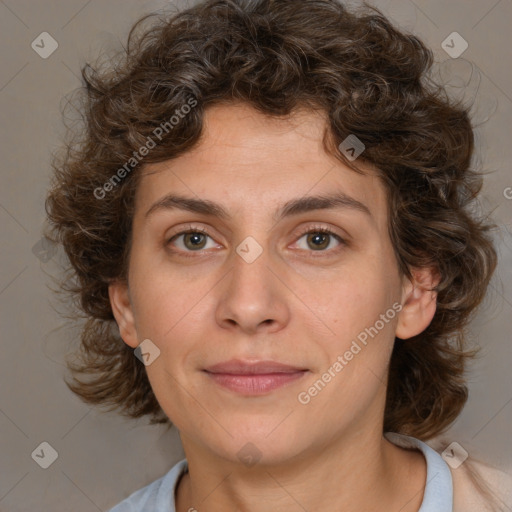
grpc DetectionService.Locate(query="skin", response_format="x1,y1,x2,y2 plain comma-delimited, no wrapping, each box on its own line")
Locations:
109,102,439,512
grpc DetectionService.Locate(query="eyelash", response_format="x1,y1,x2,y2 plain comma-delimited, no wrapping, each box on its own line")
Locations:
166,223,346,258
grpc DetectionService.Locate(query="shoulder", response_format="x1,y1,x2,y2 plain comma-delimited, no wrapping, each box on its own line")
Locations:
450,458,512,512
426,436,512,512
107,458,188,512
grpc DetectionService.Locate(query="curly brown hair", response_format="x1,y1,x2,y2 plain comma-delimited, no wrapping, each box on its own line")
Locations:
45,0,498,441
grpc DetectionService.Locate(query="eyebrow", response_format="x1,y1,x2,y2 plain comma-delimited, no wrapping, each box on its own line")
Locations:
144,191,372,223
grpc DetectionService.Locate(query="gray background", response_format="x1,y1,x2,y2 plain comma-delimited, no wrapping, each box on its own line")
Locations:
1,0,511,510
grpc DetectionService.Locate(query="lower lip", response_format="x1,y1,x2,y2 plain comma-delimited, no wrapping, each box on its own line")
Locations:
204,371,307,395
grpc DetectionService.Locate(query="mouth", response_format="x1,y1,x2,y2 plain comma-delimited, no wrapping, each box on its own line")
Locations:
203,359,309,395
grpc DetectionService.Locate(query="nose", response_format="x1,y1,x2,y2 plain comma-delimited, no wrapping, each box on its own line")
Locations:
214,240,290,335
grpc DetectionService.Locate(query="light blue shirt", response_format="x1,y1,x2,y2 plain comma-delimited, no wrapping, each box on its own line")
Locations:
108,432,453,511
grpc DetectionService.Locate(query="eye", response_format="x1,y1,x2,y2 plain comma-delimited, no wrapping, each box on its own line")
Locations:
166,226,219,254
293,226,345,254
165,224,346,256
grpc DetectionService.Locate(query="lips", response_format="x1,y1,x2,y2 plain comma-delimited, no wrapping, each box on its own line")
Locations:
203,359,308,395
204,359,307,374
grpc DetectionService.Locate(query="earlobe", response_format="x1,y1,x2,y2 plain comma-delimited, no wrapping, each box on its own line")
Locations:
108,280,139,348
395,267,440,340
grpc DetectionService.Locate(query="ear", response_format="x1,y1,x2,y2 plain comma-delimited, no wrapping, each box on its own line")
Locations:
395,266,440,340
108,280,139,348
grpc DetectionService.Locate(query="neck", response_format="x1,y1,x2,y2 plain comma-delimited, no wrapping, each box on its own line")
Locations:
175,427,426,512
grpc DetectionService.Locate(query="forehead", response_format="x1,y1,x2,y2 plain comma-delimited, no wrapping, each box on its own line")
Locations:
135,103,387,227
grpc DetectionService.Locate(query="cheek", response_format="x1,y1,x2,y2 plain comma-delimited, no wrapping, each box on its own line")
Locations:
314,265,396,341
306,289,398,413
131,280,195,344
128,260,218,362
127,243,191,330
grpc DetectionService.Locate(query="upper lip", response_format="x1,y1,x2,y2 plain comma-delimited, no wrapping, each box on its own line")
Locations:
204,359,307,374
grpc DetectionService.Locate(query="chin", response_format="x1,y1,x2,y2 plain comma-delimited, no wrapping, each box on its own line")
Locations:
210,427,310,468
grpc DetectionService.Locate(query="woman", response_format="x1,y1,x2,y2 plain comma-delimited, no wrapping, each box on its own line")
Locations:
45,0,511,510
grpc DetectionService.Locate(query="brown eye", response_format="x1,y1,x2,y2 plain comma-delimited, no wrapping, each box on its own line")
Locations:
167,229,217,253
305,232,331,251
294,227,344,253
182,232,208,250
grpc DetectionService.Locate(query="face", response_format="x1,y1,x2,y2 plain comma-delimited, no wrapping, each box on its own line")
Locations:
109,102,437,465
